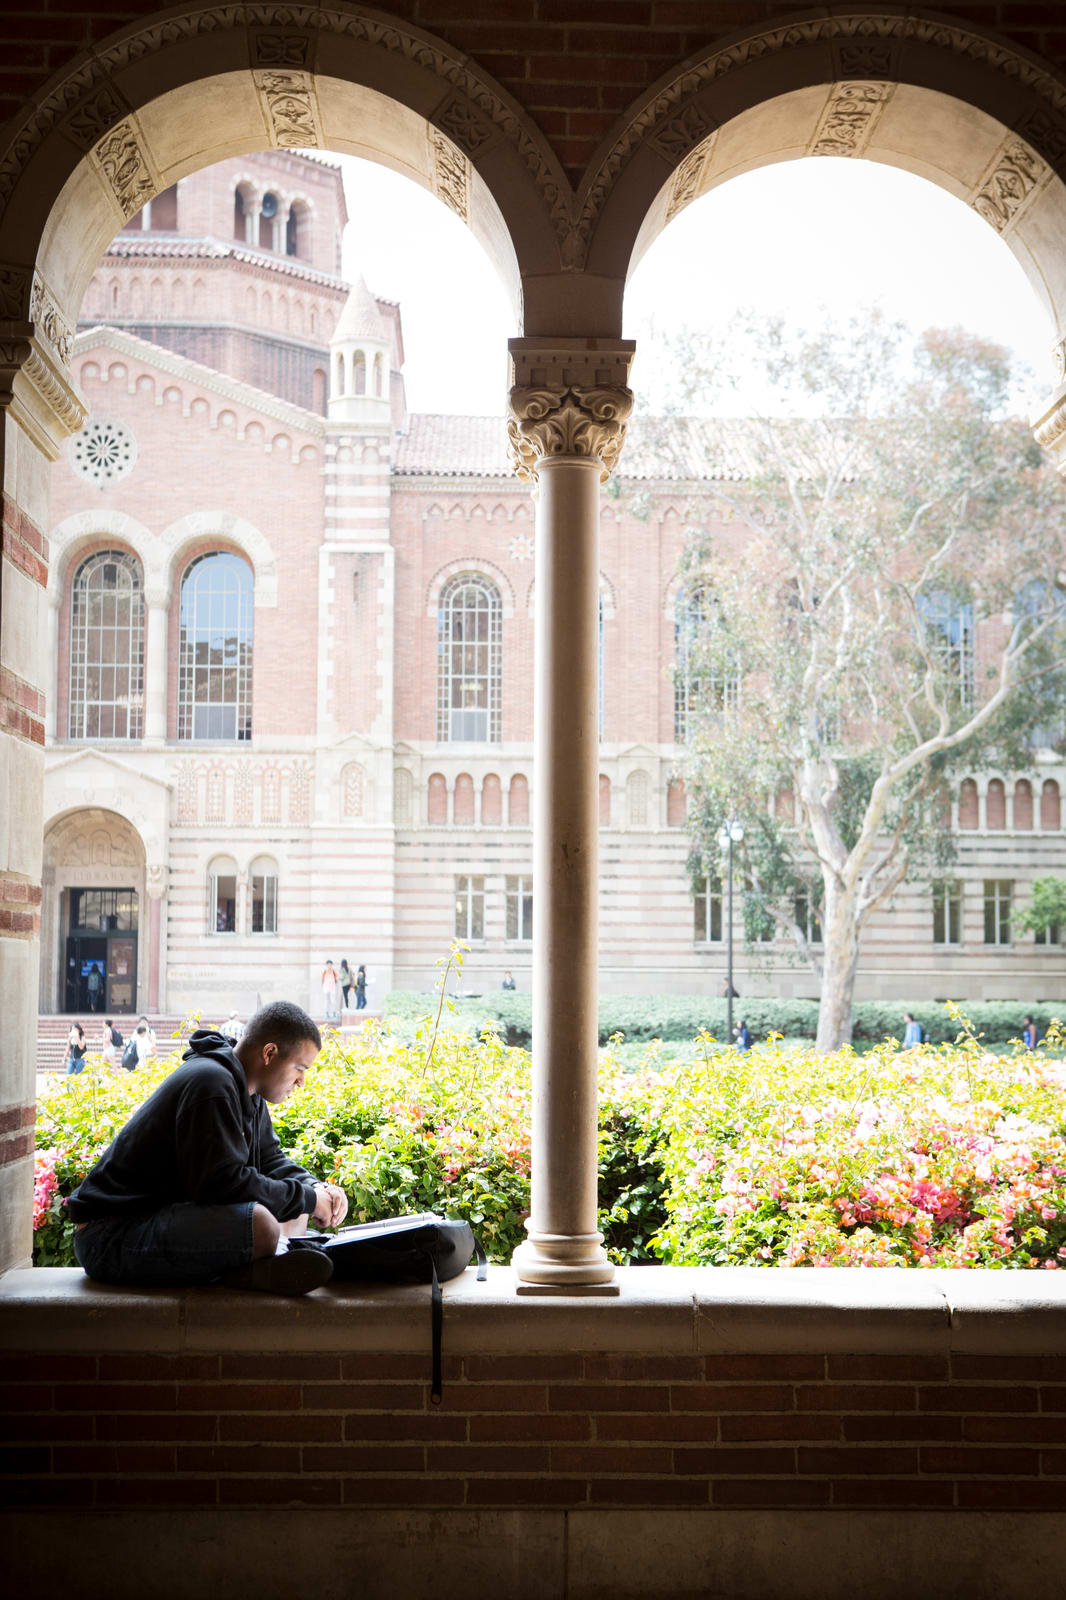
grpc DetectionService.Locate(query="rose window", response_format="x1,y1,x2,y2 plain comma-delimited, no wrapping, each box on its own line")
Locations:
70,420,137,486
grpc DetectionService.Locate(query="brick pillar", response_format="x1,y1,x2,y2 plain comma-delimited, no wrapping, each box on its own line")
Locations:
506,338,633,1293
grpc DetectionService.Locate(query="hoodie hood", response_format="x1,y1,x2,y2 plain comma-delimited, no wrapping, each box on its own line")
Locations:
183,1029,251,1111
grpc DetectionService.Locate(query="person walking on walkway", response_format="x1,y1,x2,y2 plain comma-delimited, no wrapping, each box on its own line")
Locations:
354,964,367,1011
101,1019,122,1068
65,1023,88,1076
339,959,352,1011
321,961,341,1023
86,962,104,1013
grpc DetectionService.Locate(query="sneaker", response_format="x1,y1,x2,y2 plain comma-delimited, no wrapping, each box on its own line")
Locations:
223,1248,333,1296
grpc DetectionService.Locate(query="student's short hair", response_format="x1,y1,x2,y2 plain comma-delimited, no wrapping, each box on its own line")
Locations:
242,1001,321,1058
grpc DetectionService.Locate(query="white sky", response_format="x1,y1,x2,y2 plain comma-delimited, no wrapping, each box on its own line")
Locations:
338,153,1054,418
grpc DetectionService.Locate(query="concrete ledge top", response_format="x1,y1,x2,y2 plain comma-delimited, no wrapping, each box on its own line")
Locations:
3,1265,1066,1354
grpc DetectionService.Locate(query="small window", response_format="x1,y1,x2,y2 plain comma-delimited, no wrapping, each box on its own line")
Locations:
455,875,484,941
251,860,278,935
983,880,1012,946
793,886,822,945
210,862,238,934
1035,920,1062,947
506,875,533,942
694,876,723,943
932,880,962,945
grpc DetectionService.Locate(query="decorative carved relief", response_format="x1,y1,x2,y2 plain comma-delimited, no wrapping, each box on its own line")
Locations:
507,385,634,484
146,863,169,899
64,84,129,152
176,761,198,824
434,91,494,155
254,68,322,148
972,138,1049,233
206,765,225,824
835,40,895,79
0,263,30,319
429,128,469,222
29,273,73,364
665,142,712,223
1015,107,1066,167
342,761,365,819
1053,338,1066,384
394,767,413,828
234,762,253,825
261,764,282,824
288,760,311,825
809,82,892,159
92,120,155,220
651,103,716,162
251,31,312,68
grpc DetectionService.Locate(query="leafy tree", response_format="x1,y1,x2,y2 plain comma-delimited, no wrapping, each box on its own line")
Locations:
1014,877,1066,942
639,311,1066,1049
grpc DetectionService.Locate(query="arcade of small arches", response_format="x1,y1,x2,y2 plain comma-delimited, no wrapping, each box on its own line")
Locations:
5,2,1066,1303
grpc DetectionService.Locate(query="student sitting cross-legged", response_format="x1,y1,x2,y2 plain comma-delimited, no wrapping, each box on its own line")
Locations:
70,1001,348,1295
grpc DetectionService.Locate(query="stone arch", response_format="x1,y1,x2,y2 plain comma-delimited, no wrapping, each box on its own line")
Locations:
48,510,155,604
575,13,1066,369
157,512,278,608
41,805,151,1014
0,0,580,382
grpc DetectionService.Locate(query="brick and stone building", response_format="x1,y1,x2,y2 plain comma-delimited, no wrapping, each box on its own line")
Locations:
39,149,1064,1022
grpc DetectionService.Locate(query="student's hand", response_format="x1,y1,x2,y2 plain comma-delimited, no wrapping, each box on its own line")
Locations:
313,1184,348,1228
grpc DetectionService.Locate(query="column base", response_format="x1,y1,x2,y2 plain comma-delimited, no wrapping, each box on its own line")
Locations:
515,1279,620,1297
512,1233,617,1293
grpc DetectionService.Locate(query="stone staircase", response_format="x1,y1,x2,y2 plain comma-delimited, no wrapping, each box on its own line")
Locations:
37,1012,383,1074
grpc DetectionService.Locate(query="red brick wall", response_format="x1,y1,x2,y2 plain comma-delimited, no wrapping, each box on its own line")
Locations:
4,1348,1066,1511
3,5,1066,187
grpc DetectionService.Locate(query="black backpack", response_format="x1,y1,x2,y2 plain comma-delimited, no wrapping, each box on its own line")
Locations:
291,1213,486,1401
121,1037,139,1071
110,1026,123,1050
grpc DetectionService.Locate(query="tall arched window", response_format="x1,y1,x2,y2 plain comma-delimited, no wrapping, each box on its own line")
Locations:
1041,779,1062,832
958,778,979,829
68,550,145,740
986,778,1006,830
508,773,529,826
354,351,366,395
374,352,386,396
454,773,475,824
1014,779,1034,830
674,586,739,742
916,587,975,709
482,774,502,825
208,854,238,935
178,552,253,742
437,574,502,742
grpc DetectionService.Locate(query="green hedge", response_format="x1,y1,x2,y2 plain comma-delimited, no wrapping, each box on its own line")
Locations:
384,991,1061,1048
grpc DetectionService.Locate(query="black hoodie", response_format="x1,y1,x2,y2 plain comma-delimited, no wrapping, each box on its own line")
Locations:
68,1029,319,1223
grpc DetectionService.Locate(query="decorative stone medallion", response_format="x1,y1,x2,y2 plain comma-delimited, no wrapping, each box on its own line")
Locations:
509,533,534,563
69,418,137,486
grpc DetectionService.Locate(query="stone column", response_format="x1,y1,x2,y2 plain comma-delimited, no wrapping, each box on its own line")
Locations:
245,194,262,252
145,865,168,1013
143,589,169,745
506,338,633,1293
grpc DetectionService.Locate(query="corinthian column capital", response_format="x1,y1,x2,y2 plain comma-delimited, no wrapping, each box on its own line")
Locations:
1031,371,1066,477
506,338,635,484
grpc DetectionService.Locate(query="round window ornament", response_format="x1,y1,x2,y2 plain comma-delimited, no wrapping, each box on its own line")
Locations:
69,419,137,487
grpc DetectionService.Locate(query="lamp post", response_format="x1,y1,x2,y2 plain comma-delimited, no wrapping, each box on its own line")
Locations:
718,819,744,1042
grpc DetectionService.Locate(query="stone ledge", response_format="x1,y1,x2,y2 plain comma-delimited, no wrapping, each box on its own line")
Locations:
3,1265,1066,1354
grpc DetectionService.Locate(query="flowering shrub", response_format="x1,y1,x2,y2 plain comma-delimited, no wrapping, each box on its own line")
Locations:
30,1005,1065,1271
649,1014,1066,1269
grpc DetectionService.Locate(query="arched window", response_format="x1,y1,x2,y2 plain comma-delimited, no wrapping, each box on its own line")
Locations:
627,770,649,827
286,209,299,256
437,574,503,743
208,854,237,935
68,550,145,740
599,774,611,827
1041,778,1062,832
178,551,253,742
667,777,687,827
1014,779,1034,830
454,773,475,824
312,368,326,414
482,774,502,826
674,586,739,742
986,778,1006,830
334,351,345,395
250,855,278,934
509,773,529,826
233,187,246,241
428,773,448,825
260,191,279,250
374,352,386,396
958,778,979,830
354,351,366,395
916,587,974,709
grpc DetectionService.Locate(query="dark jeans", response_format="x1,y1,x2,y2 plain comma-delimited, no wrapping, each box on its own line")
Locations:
342,985,351,1008
74,1201,256,1287
356,991,366,1009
